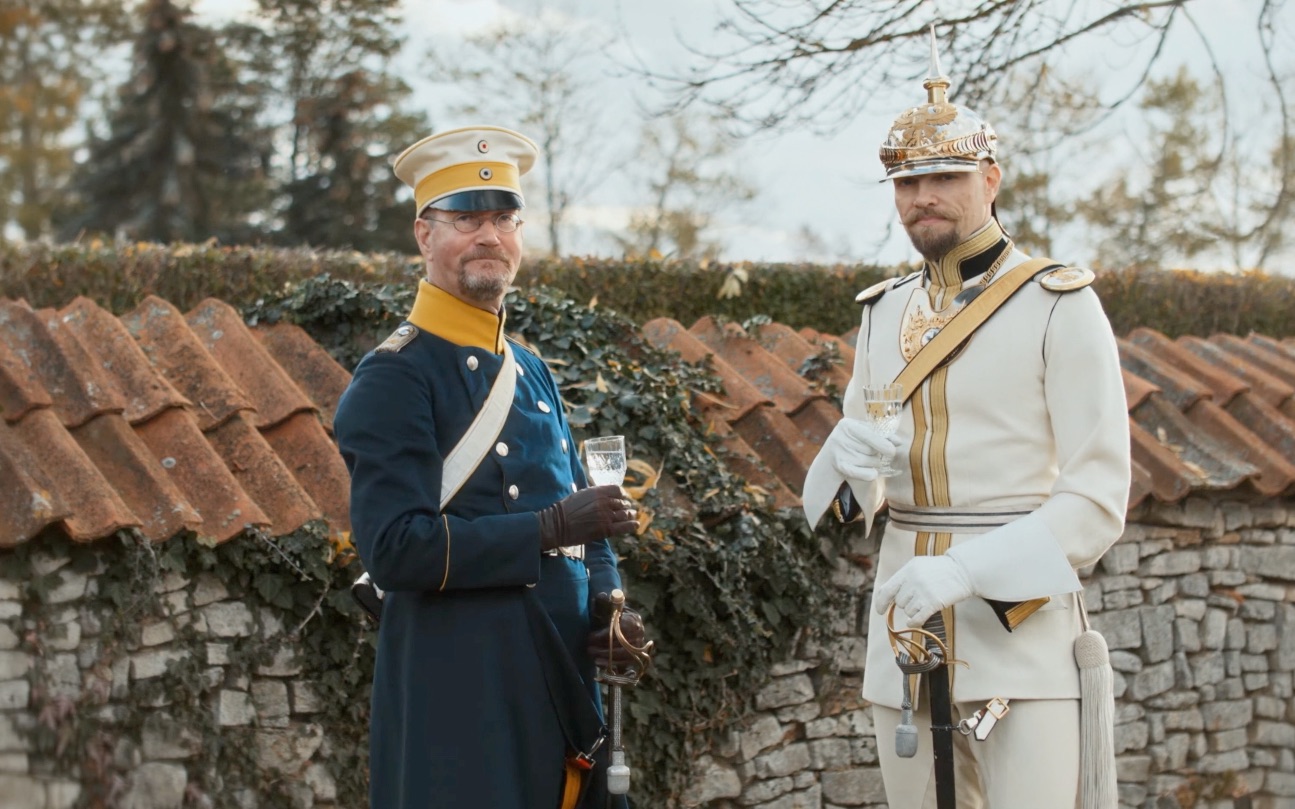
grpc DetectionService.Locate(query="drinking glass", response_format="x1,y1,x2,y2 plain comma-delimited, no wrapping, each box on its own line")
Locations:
584,435,627,486
861,383,904,478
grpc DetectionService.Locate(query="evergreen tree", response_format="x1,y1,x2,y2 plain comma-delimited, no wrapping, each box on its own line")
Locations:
276,69,425,252
59,0,268,244
229,0,428,252
0,1,128,241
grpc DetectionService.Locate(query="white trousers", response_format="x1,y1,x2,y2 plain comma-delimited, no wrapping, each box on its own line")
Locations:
872,698,1079,809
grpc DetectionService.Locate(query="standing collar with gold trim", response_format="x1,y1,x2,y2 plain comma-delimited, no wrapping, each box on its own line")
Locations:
925,219,1012,292
407,279,506,353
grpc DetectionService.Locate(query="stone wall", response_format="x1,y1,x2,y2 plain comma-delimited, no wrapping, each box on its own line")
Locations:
681,494,1295,809
0,541,353,809
4,493,1294,809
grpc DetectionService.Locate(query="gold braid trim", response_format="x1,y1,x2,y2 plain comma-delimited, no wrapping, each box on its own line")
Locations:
439,515,451,592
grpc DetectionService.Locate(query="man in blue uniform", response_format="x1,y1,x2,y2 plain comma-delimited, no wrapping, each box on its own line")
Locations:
334,125,642,809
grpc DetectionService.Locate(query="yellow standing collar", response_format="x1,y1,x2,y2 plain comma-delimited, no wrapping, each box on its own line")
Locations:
407,280,506,353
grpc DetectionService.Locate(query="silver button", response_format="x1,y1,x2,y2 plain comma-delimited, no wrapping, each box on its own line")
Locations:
571,482,578,493
495,442,509,456
508,484,519,500
466,356,479,371
561,439,568,452
537,401,551,414
398,325,413,335
517,366,524,377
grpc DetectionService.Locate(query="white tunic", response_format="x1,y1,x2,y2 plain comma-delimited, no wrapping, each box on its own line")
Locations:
806,240,1131,708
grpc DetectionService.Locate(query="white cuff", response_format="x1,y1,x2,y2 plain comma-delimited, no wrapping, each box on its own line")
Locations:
802,448,844,528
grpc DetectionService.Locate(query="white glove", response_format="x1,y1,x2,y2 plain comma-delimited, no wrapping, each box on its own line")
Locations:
824,417,898,481
802,417,898,528
874,555,974,628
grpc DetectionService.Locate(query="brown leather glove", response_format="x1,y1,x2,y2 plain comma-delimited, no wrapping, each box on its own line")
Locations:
537,485,638,551
588,591,650,668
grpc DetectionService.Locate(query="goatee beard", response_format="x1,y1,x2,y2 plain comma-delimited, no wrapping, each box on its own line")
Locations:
458,249,514,304
459,272,507,303
906,224,960,262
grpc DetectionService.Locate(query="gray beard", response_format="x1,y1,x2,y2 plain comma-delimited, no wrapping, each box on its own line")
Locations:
459,270,507,303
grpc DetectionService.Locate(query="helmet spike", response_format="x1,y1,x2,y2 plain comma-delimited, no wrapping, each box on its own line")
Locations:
877,21,997,180
923,23,950,105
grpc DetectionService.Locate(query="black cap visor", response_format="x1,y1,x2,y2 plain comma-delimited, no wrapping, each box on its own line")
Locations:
427,189,524,213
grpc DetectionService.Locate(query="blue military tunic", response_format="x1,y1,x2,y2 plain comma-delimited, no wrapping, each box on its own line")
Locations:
334,280,625,809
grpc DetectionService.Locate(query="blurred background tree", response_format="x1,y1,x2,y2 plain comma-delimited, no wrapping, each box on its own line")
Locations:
0,1,130,241
614,111,755,261
222,0,428,252
56,0,269,244
427,11,615,258
0,0,1291,272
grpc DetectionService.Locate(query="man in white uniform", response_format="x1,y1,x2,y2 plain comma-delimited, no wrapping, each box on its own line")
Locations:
802,41,1131,809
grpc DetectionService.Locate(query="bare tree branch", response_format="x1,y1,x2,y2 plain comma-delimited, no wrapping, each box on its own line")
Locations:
658,1,1217,136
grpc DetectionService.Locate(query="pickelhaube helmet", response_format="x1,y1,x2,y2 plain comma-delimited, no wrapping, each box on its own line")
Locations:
879,27,998,180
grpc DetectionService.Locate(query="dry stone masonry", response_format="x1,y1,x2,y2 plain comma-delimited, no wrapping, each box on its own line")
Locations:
0,545,349,809
680,494,1295,809
2,491,1293,808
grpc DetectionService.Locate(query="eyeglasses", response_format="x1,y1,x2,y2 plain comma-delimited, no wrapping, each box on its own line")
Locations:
424,212,524,233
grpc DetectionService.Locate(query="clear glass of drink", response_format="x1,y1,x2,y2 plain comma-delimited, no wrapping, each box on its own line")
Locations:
861,383,903,477
584,435,627,486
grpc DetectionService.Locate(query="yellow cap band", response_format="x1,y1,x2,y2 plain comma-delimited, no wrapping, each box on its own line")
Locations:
415,162,520,211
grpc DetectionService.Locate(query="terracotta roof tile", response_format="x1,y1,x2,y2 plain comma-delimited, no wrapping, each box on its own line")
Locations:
1,296,352,548
53,296,191,422
0,415,73,547
1127,328,1248,406
753,322,853,395
663,315,1295,514
0,324,53,423
260,412,353,534
642,317,841,501
122,297,254,431
254,324,352,432
1129,394,1254,493
4,300,125,428
9,286,1295,547
186,299,315,429
1117,338,1201,411
1128,421,1198,504
1221,334,1295,389
1182,335,1293,409
73,411,204,540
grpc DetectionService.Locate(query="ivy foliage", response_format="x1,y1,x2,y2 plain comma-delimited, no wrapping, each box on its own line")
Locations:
15,524,374,809
245,273,854,805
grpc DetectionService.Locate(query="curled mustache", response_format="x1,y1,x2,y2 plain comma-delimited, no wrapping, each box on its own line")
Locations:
904,210,953,226
459,248,512,267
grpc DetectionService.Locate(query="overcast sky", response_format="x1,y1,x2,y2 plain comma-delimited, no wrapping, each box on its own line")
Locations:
195,0,1294,271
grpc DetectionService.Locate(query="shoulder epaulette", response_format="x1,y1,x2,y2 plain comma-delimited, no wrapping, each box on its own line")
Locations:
855,271,920,306
1035,265,1095,292
505,335,538,357
374,323,418,353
